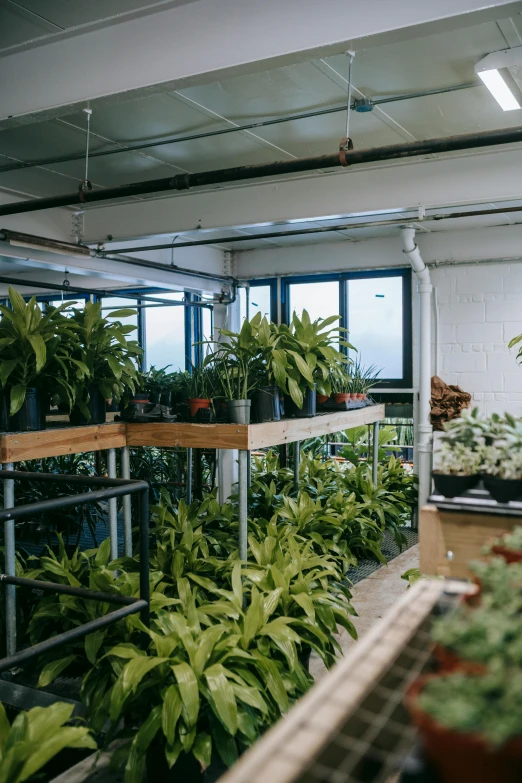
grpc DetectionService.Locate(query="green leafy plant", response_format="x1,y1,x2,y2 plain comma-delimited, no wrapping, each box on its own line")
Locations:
436,442,482,476
186,364,212,400
491,526,522,553
508,331,522,365
0,700,96,783
69,301,142,416
204,318,259,401
0,287,85,415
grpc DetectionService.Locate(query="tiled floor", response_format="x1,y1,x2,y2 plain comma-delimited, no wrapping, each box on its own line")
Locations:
311,543,420,680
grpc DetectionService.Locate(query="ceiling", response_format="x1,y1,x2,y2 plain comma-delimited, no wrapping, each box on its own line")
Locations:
0,1,195,54
2,9,522,250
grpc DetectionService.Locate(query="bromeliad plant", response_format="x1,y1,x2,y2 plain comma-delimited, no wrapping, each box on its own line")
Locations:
0,287,86,415
0,701,96,783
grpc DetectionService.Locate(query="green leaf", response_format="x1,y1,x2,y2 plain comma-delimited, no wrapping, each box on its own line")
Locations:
0,702,10,755
125,705,162,783
287,376,303,409
8,287,27,318
27,334,46,372
122,656,167,695
85,630,106,664
0,359,17,388
204,664,238,736
193,732,212,771
172,662,199,728
9,384,26,416
107,309,138,318
162,685,183,746
107,354,123,380
37,656,76,688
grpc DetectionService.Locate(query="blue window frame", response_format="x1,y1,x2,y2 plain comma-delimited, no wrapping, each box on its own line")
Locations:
280,268,412,388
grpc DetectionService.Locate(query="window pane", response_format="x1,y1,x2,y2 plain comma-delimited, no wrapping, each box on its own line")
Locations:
48,297,85,315
288,281,339,325
202,305,213,341
248,285,272,320
348,277,403,379
102,297,138,331
145,292,185,371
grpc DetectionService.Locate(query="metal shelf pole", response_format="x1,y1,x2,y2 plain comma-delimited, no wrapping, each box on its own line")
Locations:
121,446,132,557
3,463,15,655
372,421,380,485
293,441,300,494
107,449,118,560
238,450,248,560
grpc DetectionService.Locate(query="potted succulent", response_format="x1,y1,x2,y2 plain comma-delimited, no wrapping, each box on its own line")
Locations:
432,442,482,498
68,302,142,425
330,367,351,406
350,359,381,402
0,288,84,431
405,667,522,783
482,445,522,503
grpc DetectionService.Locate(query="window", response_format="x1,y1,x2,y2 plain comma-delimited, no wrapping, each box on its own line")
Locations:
202,305,213,341
281,270,412,387
288,281,340,326
144,292,186,371
348,276,403,379
101,297,138,332
239,282,276,322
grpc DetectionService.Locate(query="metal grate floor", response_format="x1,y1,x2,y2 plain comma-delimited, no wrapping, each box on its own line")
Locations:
347,529,418,585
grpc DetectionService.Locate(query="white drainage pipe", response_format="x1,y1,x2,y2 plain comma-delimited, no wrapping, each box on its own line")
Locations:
401,226,433,512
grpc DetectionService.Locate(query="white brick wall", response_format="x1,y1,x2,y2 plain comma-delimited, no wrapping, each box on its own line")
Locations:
434,263,522,416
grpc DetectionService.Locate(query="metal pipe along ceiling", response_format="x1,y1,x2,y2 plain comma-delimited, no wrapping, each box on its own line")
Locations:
0,81,477,175
2,125,522,217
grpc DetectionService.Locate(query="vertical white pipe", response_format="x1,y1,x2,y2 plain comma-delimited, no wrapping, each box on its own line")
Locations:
3,463,15,655
107,448,118,561
401,227,433,511
121,446,132,557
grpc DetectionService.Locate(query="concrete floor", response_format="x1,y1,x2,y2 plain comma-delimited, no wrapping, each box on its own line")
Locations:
311,543,420,680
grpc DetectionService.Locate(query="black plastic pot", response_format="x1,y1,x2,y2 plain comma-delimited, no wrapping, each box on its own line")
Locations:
252,385,281,423
69,385,106,426
0,389,9,432
284,386,317,418
483,475,522,504
432,472,479,499
9,388,47,432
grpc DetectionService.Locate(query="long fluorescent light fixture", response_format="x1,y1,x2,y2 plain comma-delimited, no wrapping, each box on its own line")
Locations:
476,48,522,111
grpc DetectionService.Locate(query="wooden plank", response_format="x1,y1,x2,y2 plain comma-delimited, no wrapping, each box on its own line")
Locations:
0,423,126,463
125,405,385,451
248,404,385,450
420,505,518,579
125,422,249,450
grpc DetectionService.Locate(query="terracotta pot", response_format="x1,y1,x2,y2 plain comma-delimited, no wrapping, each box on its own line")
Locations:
356,393,364,401
362,393,368,401
405,675,522,783
334,393,349,403
188,398,211,417
316,393,329,405
491,543,522,564
433,643,487,675
350,393,358,402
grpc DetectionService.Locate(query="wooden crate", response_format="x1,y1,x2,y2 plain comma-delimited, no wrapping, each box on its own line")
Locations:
420,504,521,579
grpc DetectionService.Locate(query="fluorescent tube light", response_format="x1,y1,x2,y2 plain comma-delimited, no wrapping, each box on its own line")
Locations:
477,68,521,111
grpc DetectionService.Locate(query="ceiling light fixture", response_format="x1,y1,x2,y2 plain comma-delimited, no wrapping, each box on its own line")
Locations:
475,47,522,111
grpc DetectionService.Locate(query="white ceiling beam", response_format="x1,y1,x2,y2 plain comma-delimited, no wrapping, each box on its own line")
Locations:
83,145,522,242
0,243,229,295
1,0,520,129
235,223,522,278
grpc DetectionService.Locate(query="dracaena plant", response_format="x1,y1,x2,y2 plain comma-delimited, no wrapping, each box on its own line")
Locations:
0,287,86,415
275,310,355,406
0,701,96,783
204,317,260,400
82,581,307,782
69,301,142,415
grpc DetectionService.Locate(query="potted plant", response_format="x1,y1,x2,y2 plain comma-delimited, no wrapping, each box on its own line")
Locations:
277,310,354,417
205,318,259,424
249,315,282,423
405,668,522,783
432,442,482,498
350,359,381,402
68,302,142,425
482,445,522,503
488,526,522,563
186,364,213,419
0,288,84,431
330,367,351,406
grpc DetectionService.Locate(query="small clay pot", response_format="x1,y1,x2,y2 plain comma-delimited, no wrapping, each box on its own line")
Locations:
405,674,522,783
432,472,479,498
433,643,487,675
188,398,211,417
491,543,522,564
316,393,329,405
356,393,364,401
334,392,349,404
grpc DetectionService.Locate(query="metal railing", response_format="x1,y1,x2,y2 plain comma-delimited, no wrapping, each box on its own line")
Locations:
0,471,150,671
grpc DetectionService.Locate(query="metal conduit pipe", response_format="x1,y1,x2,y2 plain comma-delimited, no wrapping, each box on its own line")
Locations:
0,82,478,175
401,227,433,514
3,125,522,217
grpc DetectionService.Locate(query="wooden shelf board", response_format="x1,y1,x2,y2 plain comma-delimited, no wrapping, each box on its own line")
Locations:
0,423,126,463
0,405,385,461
